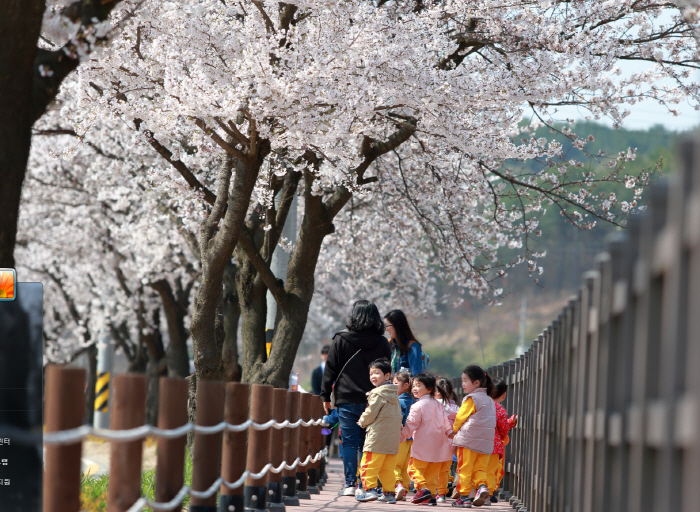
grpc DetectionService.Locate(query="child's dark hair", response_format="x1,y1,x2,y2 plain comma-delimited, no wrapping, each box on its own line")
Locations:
490,378,508,400
436,378,454,402
393,369,412,387
369,358,392,375
462,365,494,397
414,373,449,400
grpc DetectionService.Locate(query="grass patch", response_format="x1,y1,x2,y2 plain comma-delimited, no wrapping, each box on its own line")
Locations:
80,448,193,512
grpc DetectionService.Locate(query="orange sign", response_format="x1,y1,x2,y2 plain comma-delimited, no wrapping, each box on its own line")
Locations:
0,269,15,301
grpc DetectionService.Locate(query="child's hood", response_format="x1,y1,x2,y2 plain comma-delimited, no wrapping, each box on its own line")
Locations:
370,382,399,404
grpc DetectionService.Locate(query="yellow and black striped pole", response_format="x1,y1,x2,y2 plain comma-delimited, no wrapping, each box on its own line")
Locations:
94,371,110,413
93,332,114,428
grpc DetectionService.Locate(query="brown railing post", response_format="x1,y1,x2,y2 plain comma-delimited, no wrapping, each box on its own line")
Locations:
267,388,288,512
244,384,274,512
295,393,312,499
107,373,147,512
190,380,225,512
282,391,300,506
43,365,86,512
219,382,250,512
155,377,189,512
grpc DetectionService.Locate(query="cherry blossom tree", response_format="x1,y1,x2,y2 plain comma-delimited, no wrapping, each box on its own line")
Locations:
35,0,700,388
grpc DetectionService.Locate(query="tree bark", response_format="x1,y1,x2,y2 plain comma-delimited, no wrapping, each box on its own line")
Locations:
222,260,241,381
0,0,124,268
189,143,268,382
0,1,45,268
151,279,191,378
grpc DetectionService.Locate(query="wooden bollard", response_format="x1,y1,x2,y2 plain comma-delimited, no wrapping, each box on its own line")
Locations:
281,391,300,506
107,373,147,512
219,382,250,512
244,384,274,512
190,380,225,512
266,389,288,512
155,377,189,512
295,393,313,499
306,396,320,494
44,365,86,512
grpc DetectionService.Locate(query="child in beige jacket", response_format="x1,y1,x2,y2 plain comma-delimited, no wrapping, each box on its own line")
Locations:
356,358,403,503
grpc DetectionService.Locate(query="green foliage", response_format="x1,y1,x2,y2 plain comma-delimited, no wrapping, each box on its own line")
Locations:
80,448,193,512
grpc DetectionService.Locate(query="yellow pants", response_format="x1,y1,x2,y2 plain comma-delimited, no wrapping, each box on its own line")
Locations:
408,458,451,495
360,452,398,491
394,441,412,489
437,459,453,495
456,447,490,495
486,453,505,493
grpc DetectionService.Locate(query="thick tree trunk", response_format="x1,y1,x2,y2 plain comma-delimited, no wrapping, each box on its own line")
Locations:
151,279,191,378
190,146,268,382
222,261,242,381
0,1,44,268
236,246,269,383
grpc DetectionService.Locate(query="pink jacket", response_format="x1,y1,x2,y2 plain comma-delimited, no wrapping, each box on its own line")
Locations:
400,395,453,463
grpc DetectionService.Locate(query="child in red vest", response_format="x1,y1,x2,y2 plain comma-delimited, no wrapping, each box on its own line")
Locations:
485,378,517,504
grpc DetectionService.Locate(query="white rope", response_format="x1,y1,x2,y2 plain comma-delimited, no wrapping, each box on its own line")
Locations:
43,418,323,445
122,448,327,512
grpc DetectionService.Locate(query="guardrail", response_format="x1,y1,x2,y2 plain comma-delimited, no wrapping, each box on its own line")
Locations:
42,366,327,512
476,138,700,512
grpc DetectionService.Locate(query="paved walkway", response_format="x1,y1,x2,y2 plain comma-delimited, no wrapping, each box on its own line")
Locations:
299,458,512,511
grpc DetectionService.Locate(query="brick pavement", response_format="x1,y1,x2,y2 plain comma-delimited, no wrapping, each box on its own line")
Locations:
297,458,512,511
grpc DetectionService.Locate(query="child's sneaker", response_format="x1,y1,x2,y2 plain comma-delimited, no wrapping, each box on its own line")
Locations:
356,488,380,502
451,497,472,508
421,498,437,506
378,493,397,504
436,494,447,503
411,488,433,504
395,484,407,501
338,486,356,496
472,485,489,507
451,489,461,499
482,498,491,505
489,495,498,503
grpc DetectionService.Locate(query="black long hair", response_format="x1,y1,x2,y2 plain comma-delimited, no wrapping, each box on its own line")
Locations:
490,378,508,400
436,377,454,402
384,309,420,353
347,300,385,335
413,373,448,400
463,365,494,397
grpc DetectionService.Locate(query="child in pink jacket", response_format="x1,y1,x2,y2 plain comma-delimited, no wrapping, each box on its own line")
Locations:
400,373,453,505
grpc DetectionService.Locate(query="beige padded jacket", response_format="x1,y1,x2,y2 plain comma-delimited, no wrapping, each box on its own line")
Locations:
358,383,403,455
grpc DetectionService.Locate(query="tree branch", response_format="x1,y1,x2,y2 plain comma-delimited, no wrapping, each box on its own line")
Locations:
239,226,287,308
194,117,247,161
325,117,417,219
142,128,218,205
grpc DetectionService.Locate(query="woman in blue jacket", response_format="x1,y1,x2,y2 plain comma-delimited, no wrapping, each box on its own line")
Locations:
384,309,424,376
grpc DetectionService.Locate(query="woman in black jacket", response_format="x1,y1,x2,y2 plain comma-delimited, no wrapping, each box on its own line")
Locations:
321,300,391,496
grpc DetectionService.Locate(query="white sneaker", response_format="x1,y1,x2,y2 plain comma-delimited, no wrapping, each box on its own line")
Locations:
355,487,365,498
395,484,407,501
436,494,447,503
339,486,356,496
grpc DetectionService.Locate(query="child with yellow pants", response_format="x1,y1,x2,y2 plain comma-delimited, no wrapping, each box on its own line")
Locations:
401,374,454,505
356,359,403,504
485,378,517,503
392,370,415,500
450,365,497,508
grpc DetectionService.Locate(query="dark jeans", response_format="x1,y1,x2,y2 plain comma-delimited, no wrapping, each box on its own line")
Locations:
337,402,366,487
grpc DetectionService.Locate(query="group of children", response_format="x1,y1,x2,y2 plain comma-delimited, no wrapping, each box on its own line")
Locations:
354,359,517,507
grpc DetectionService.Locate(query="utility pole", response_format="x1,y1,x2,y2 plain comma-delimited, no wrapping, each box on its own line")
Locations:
265,193,298,357
516,296,527,356
93,329,113,429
